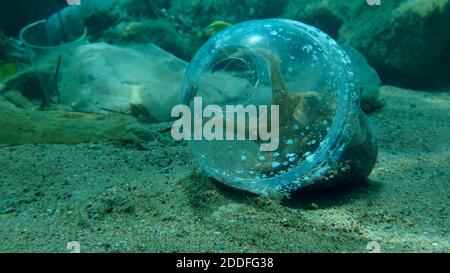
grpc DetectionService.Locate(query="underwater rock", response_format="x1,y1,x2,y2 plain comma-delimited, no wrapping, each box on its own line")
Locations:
118,0,170,19
82,0,125,39
173,0,288,27
339,0,450,88
284,0,344,39
283,0,450,89
84,0,117,11
102,19,191,60
59,42,186,122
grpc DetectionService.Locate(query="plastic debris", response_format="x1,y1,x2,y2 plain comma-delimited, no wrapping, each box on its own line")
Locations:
59,42,187,122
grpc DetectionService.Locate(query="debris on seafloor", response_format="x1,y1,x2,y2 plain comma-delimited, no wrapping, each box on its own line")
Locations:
59,42,186,122
182,19,379,195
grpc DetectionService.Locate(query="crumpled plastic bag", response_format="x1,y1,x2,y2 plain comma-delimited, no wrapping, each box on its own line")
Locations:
59,42,187,121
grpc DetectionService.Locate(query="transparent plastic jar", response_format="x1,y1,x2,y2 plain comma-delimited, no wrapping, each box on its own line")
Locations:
19,6,87,104
181,19,378,195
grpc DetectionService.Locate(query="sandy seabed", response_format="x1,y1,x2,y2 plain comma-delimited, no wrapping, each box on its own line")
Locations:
0,86,448,253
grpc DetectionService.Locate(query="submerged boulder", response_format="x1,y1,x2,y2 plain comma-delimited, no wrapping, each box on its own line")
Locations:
284,0,344,39
102,19,191,60
339,0,450,88
174,0,289,26
284,0,450,89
